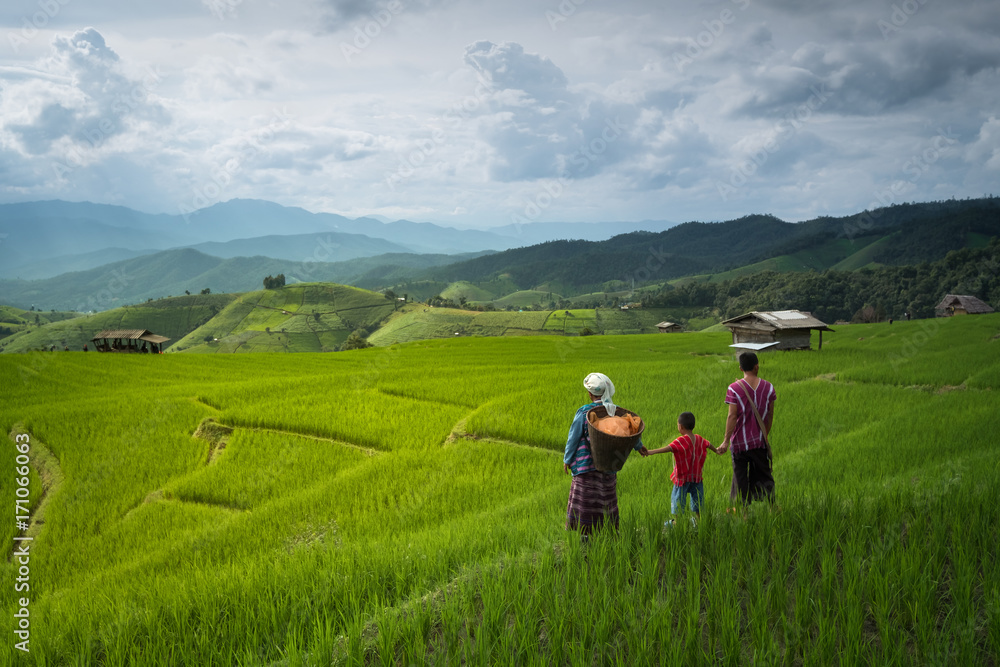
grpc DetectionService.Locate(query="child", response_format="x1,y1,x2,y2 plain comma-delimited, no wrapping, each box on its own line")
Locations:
647,411,724,521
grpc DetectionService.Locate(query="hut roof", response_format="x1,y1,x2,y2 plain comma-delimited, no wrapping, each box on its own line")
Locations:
934,294,994,314
722,310,832,332
91,329,171,344
655,321,679,328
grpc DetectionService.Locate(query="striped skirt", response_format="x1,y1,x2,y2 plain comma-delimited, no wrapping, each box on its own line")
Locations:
566,471,619,535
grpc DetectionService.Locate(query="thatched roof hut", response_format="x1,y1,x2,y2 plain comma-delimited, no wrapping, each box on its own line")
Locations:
934,294,994,316
656,321,682,333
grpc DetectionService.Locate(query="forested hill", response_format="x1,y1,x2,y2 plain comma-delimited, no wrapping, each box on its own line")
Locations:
644,238,1000,323
422,198,1000,292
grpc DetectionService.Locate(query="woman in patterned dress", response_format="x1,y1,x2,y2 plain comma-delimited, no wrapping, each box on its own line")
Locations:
564,373,647,541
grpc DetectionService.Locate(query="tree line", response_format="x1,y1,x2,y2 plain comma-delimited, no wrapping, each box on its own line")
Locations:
642,238,1000,322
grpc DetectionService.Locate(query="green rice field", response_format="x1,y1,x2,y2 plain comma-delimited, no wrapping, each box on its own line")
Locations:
2,314,999,665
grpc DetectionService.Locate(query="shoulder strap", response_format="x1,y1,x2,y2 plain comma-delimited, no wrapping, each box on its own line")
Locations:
736,379,770,447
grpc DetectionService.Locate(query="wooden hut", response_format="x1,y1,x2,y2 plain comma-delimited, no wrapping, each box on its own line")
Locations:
722,310,832,351
656,321,682,333
934,294,994,317
91,329,170,353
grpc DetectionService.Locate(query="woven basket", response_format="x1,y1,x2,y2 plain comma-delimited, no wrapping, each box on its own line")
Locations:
586,406,645,472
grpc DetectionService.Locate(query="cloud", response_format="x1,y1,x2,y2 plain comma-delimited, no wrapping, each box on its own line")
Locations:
3,28,169,157
463,41,569,103
184,55,277,100
966,116,1000,171
318,0,445,32
459,41,649,183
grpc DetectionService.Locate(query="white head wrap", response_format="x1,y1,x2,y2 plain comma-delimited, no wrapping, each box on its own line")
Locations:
583,372,616,417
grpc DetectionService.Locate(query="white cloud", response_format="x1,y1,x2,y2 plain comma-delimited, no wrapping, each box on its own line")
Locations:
0,1,998,225
967,116,1000,171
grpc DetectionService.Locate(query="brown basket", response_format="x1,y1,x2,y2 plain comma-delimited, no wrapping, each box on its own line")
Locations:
586,406,645,472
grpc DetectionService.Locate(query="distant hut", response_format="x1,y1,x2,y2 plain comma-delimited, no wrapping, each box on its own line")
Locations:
656,321,682,333
934,294,994,317
91,329,170,353
722,310,833,351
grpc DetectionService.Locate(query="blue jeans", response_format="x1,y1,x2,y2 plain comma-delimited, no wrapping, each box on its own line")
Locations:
671,482,704,515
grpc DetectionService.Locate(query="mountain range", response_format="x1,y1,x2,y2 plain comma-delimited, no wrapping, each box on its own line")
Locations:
0,197,997,313
0,199,677,280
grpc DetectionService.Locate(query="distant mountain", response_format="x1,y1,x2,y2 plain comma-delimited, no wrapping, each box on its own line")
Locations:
0,248,490,312
482,219,680,246
185,231,410,262
2,247,158,280
0,199,680,280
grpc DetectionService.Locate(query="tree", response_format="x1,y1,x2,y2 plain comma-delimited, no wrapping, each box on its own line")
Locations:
201,288,211,295
340,332,372,351
263,274,286,289
185,290,191,295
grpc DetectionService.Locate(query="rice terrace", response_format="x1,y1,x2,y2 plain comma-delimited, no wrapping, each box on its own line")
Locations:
2,0,1000,662
3,313,999,665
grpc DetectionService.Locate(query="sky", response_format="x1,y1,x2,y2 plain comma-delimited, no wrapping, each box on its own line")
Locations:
0,0,998,228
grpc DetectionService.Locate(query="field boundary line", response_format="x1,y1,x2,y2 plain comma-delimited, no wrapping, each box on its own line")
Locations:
7,424,64,560
244,426,382,457
191,396,222,411
122,492,248,520
376,388,475,409
447,417,558,454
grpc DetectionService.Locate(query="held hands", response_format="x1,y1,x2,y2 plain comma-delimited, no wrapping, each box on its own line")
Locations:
716,441,729,455
638,446,650,457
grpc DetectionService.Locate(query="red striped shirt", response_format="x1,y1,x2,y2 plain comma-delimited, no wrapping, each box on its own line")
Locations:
668,434,711,485
725,378,776,454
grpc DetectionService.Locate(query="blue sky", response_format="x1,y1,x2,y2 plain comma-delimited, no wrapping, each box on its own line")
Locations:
1,0,998,227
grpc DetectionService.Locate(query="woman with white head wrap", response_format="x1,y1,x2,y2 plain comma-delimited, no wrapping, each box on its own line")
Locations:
583,372,616,419
564,372,648,541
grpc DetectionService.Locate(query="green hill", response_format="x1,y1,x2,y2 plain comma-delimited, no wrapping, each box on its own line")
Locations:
646,238,1000,322
366,305,715,346
492,290,563,308
0,248,490,313
439,281,498,303
702,236,882,283
367,307,555,346
0,293,237,353
828,233,898,271
419,198,1000,295
0,306,81,342
173,283,396,353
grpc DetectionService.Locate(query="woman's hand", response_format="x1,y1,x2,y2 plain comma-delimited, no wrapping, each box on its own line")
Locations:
638,446,650,457
564,463,571,475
